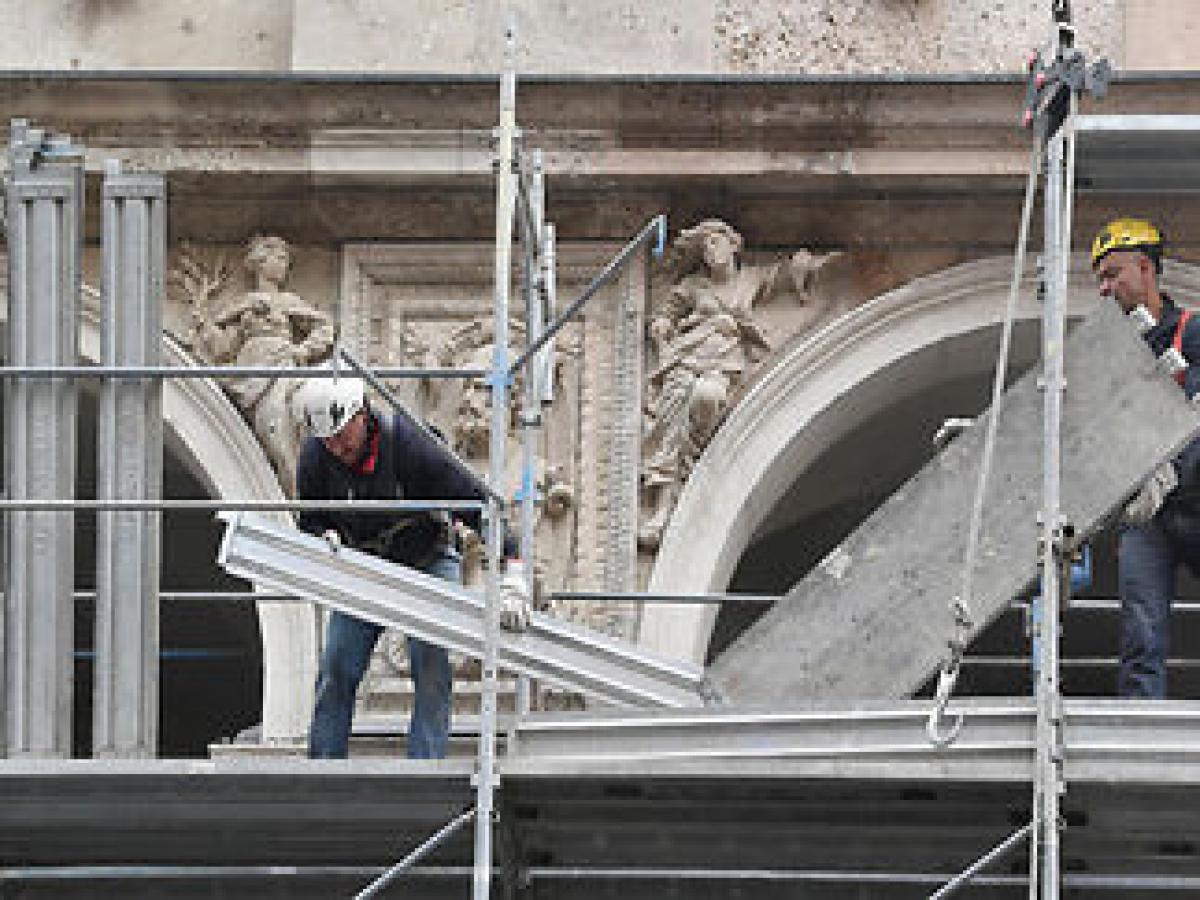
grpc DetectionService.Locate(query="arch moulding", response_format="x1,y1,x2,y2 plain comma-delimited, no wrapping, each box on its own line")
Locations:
638,255,1200,667
77,315,317,745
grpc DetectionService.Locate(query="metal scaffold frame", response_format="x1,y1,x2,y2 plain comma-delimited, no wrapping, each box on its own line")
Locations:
0,17,669,900
8,4,1200,899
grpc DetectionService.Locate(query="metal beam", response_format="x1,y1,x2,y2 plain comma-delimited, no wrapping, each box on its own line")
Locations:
92,162,166,758
504,699,1200,783
3,120,84,758
215,513,705,709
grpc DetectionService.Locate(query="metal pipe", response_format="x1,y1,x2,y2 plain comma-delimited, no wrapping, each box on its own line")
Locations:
538,222,558,404
526,869,1200,890
0,364,483,379
354,807,476,900
515,146,546,722
0,865,478,882
1032,105,1070,900
9,864,1200,892
67,590,294,602
0,499,484,512
475,20,518,900
964,656,1200,669
527,868,1029,886
928,823,1032,900
508,214,665,377
1023,597,1200,613
551,591,780,605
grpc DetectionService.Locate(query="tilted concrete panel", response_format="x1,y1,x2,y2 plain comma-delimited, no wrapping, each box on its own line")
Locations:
708,298,1200,706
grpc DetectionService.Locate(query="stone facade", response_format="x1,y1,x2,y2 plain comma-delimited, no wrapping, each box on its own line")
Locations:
4,0,1200,745
1,0,1159,74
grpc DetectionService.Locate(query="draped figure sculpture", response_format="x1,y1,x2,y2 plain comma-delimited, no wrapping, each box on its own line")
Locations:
179,235,334,494
638,221,774,550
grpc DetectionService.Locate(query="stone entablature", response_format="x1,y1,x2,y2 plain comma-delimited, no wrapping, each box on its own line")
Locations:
7,75,1200,259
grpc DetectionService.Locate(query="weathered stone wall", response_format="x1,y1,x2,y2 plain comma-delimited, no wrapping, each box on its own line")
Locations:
713,0,1122,74
1,0,293,70
0,0,1149,75
292,0,1127,74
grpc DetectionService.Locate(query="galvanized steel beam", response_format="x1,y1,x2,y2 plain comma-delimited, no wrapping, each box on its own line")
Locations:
215,513,705,709
3,120,84,758
505,698,1200,784
92,162,165,758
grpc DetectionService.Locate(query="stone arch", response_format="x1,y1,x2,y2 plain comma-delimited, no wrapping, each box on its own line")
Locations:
77,314,318,744
638,255,1200,666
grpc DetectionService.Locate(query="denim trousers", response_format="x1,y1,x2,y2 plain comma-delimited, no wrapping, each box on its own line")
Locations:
1118,506,1200,698
308,548,460,759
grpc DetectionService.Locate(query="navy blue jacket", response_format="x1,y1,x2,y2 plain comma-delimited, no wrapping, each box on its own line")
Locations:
295,411,494,567
1145,296,1200,506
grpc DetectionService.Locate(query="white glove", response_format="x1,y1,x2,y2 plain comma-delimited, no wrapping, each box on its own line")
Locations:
1124,462,1179,525
322,528,343,553
498,559,533,632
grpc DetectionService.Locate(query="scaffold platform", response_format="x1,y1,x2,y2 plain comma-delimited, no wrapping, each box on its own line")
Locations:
5,699,1200,899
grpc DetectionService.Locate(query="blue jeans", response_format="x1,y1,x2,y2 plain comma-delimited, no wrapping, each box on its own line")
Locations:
1118,507,1200,698
308,549,460,759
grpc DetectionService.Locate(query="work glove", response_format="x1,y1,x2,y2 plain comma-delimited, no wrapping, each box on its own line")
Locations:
1123,462,1179,525
322,528,343,553
498,559,534,632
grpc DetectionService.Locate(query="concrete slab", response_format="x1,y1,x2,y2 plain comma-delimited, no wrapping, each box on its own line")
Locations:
709,298,1200,705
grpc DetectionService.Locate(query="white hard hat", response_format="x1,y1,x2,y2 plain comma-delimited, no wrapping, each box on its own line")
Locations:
293,376,366,438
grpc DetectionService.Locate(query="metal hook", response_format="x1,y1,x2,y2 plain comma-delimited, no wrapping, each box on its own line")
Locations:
926,662,965,747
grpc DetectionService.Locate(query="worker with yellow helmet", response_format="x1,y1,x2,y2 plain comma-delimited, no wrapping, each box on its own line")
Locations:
1092,217,1200,698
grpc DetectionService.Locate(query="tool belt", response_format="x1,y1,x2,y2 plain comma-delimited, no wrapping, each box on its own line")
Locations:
356,511,453,569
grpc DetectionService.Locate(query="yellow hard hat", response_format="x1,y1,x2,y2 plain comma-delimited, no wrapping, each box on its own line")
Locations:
1091,218,1163,268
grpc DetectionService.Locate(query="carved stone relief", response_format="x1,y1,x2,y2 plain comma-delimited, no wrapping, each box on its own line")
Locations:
169,235,334,495
638,219,844,555
339,241,642,712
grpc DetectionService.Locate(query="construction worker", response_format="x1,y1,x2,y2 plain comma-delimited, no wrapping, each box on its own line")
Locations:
1093,218,1200,697
292,375,529,758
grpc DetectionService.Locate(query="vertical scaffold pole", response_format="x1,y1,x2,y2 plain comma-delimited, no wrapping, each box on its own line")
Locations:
474,20,518,900
3,120,84,758
539,222,558,406
515,148,545,718
93,161,165,758
1031,114,1069,900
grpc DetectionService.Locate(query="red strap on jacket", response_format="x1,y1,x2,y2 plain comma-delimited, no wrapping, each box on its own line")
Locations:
1175,309,1193,387
351,417,381,475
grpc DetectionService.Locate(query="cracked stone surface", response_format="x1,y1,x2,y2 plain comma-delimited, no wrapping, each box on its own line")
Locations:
714,0,1123,75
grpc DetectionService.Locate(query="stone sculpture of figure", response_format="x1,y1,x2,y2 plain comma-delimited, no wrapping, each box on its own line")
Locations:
638,220,774,551
429,317,527,459
182,235,334,493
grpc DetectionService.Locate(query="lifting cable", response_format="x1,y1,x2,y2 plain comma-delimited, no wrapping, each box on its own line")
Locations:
927,133,1044,746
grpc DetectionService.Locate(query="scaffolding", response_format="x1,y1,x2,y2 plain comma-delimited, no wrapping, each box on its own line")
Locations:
6,4,1200,899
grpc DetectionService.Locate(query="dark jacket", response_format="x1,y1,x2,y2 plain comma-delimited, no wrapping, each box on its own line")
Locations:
1144,296,1200,506
295,411,493,567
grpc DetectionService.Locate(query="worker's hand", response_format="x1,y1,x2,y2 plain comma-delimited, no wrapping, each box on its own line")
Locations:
1123,462,1179,525
498,559,534,632
322,528,343,553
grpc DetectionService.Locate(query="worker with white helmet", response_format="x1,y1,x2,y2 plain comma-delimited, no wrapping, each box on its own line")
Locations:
292,374,526,759
1093,218,1200,697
